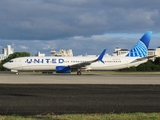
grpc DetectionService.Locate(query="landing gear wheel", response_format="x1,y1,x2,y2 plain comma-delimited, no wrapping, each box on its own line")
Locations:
77,71,81,75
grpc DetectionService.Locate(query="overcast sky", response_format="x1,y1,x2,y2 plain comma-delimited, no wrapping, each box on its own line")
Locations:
0,0,160,56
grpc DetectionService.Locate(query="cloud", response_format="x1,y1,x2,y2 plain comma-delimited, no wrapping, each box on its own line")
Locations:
42,44,56,50
0,33,159,56
0,0,160,55
19,45,28,50
0,0,160,40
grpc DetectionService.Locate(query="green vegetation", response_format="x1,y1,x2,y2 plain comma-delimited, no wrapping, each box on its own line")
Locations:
118,57,160,72
0,113,160,120
0,52,30,71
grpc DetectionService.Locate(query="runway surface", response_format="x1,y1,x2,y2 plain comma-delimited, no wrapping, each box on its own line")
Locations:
0,74,160,115
0,84,160,115
0,74,160,84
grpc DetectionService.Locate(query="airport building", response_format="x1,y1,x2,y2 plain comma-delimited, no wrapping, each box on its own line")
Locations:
35,51,45,57
50,49,73,56
3,45,14,56
112,46,160,60
112,47,129,56
35,49,73,57
0,45,14,61
0,54,8,62
155,46,160,57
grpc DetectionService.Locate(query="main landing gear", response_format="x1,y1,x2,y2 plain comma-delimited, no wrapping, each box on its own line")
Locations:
77,69,82,75
16,72,19,75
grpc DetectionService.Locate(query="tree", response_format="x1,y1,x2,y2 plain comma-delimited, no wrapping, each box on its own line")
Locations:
0,52,30,71
136,60,154,71
118,66,137,72
154,57,160,65
119,58,160,72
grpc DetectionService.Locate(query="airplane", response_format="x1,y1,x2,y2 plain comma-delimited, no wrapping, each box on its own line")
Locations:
3,31,152,75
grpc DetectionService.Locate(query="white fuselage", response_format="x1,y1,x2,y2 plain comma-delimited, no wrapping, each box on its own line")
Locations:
3,56,147,71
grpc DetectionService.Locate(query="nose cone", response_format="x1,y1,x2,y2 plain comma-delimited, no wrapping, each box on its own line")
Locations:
3,63,9,69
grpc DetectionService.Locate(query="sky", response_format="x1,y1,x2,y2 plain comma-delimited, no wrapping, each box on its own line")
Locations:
0,0,160,56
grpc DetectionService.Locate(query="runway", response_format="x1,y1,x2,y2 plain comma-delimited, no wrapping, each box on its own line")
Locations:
0,74,160,115
0,74,160,84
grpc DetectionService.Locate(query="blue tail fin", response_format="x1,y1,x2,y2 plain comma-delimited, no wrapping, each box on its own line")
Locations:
126,31,152,57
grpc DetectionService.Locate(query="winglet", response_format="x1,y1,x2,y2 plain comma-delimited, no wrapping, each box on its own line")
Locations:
97,49,106,64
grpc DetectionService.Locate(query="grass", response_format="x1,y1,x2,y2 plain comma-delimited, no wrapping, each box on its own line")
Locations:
0,113,160,120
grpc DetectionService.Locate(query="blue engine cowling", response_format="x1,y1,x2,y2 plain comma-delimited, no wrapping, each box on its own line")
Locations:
56,66,71,73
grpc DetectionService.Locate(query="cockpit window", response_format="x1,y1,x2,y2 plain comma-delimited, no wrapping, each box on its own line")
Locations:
9,60,14,62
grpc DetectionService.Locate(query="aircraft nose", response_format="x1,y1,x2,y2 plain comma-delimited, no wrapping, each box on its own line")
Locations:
3,63,9,69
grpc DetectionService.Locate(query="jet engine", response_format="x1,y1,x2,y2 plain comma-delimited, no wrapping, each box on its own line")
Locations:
55,66,71,73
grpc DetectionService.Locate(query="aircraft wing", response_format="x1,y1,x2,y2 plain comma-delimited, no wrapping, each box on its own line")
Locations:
69,49,106,69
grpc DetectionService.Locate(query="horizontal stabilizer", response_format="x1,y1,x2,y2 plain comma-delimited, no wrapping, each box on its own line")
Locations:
136,55,156,61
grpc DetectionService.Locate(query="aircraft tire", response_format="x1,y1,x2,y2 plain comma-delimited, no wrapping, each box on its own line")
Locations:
16,72,19,75
77,71,81,75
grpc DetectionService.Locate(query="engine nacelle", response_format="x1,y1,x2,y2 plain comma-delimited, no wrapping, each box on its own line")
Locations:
56,66,71,73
